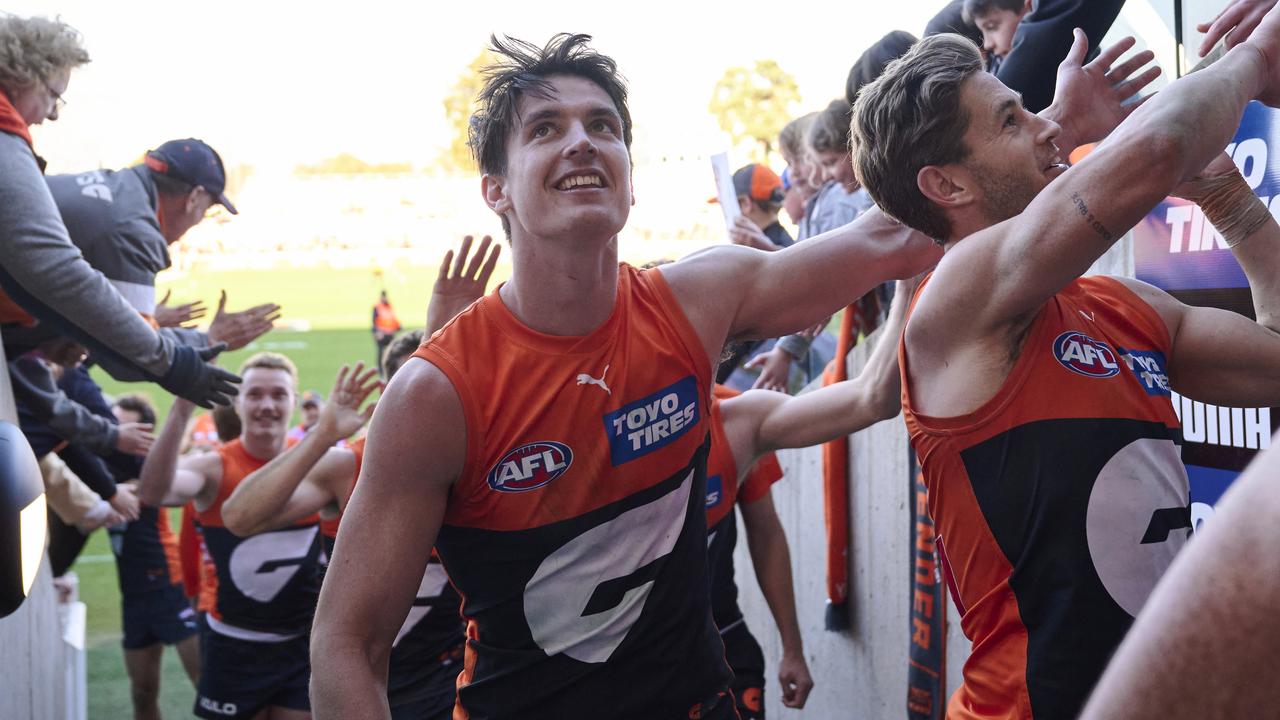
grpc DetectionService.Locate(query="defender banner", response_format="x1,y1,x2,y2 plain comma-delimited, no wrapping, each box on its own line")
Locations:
907,466,946,720
1131,100,1280,526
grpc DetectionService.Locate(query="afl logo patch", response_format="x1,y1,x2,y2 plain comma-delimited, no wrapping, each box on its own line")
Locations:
1053,331,1120,378
487,442,573,493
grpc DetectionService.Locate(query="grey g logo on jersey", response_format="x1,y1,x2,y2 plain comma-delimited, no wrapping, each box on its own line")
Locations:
1085,437,1190,617
228,526,320,603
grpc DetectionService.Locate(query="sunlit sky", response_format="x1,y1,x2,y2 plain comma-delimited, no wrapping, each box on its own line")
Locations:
19,0,949,174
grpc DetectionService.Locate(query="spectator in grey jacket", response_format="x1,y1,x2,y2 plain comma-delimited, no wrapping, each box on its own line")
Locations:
0,15,237,409
36,138,281,354
750,33,918,391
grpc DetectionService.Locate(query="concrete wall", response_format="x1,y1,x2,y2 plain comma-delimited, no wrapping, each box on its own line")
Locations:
731,237,1134,718
0,336,69,720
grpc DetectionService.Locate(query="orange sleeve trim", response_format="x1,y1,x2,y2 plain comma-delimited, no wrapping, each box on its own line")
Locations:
1087,276,1174,353
739,452,784,505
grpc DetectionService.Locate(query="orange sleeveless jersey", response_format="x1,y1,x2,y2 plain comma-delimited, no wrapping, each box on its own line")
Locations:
705,385,784,529
195,440,324,634
902,276,1185,719
411,264,732,719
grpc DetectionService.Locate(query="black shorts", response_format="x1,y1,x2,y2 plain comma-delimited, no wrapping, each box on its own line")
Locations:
121,585,200,650
194,623,310,719
388,643,463,720
723,622,766,720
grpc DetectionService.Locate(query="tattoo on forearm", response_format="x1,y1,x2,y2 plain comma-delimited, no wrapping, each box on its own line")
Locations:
1070,191,1114,242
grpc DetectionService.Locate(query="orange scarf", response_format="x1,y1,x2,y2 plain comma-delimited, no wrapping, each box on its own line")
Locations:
820,292,882,630
0,92,38,326
0,91,33,148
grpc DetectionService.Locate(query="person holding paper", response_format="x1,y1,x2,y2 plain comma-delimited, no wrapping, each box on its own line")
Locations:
717,163,793,251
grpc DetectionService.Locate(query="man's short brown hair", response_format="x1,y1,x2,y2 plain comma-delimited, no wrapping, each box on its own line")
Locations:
853,33,984,241
238,351,298,381
383,330,425,380
469,33,633,238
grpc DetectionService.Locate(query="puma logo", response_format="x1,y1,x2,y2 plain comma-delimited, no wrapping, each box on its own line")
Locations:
576,364,611,395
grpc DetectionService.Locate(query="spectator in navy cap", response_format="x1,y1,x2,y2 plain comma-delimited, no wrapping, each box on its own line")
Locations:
723,163,793,251
41,138,279,362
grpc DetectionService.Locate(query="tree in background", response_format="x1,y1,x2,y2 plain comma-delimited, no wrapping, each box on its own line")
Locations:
708,60,801,162
294,154,412,176
440,49,497,174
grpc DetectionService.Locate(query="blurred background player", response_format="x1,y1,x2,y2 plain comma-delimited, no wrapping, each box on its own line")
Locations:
371,290,401,375
139,352,322,720
108,394,202,720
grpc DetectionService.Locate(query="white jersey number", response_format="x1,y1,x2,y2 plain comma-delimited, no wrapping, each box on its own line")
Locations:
523,470,692,663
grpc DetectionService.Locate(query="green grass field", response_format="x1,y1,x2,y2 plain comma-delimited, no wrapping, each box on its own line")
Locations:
77,265,428,718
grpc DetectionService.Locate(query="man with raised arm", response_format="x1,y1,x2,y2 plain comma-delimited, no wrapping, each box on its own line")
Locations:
222,236,498,720
139,352,323,720
311,32,1143,720
852,17,1280,719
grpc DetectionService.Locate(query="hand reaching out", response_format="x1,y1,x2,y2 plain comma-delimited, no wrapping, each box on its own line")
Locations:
115,422,156,456
1050,31,1161,151
427,235,501,335
728,216,780,251
154,289,208,329
1198,0,1278,56
109,482,141,522
746,346,794,393
316,362,381,441
206,290,283,351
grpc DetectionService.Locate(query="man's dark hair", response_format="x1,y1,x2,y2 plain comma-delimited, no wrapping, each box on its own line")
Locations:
962,0,1024,24
846,31,918,105
469,33,632,236
853,33,984,242
113,393,156,426
808,98,853,155
149,169,195,198
383,329,426,380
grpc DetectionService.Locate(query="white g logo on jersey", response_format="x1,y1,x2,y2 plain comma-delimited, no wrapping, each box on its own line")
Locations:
228,526,319,603
393,563,452,648
523,470,692,663
1085,438,1189,617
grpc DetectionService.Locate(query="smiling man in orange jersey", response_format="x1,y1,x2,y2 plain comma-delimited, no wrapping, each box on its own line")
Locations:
139,353,322,720
854,18,1280,719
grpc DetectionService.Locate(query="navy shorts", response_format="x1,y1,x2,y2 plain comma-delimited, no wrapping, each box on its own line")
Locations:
194,623,310,719
723,622,766,720
121,585,200,650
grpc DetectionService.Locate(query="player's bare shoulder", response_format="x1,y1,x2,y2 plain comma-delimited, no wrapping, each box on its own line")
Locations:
367,356,466,489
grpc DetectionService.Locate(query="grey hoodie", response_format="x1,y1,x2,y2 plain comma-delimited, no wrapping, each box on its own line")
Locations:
0,132,177,380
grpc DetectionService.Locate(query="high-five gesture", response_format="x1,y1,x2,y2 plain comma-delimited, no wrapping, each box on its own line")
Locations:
1049,31,1162,152
1198,0,1278,57
153,289,208,329
427,235,501,335
316,362,382,441
206,290,283,351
